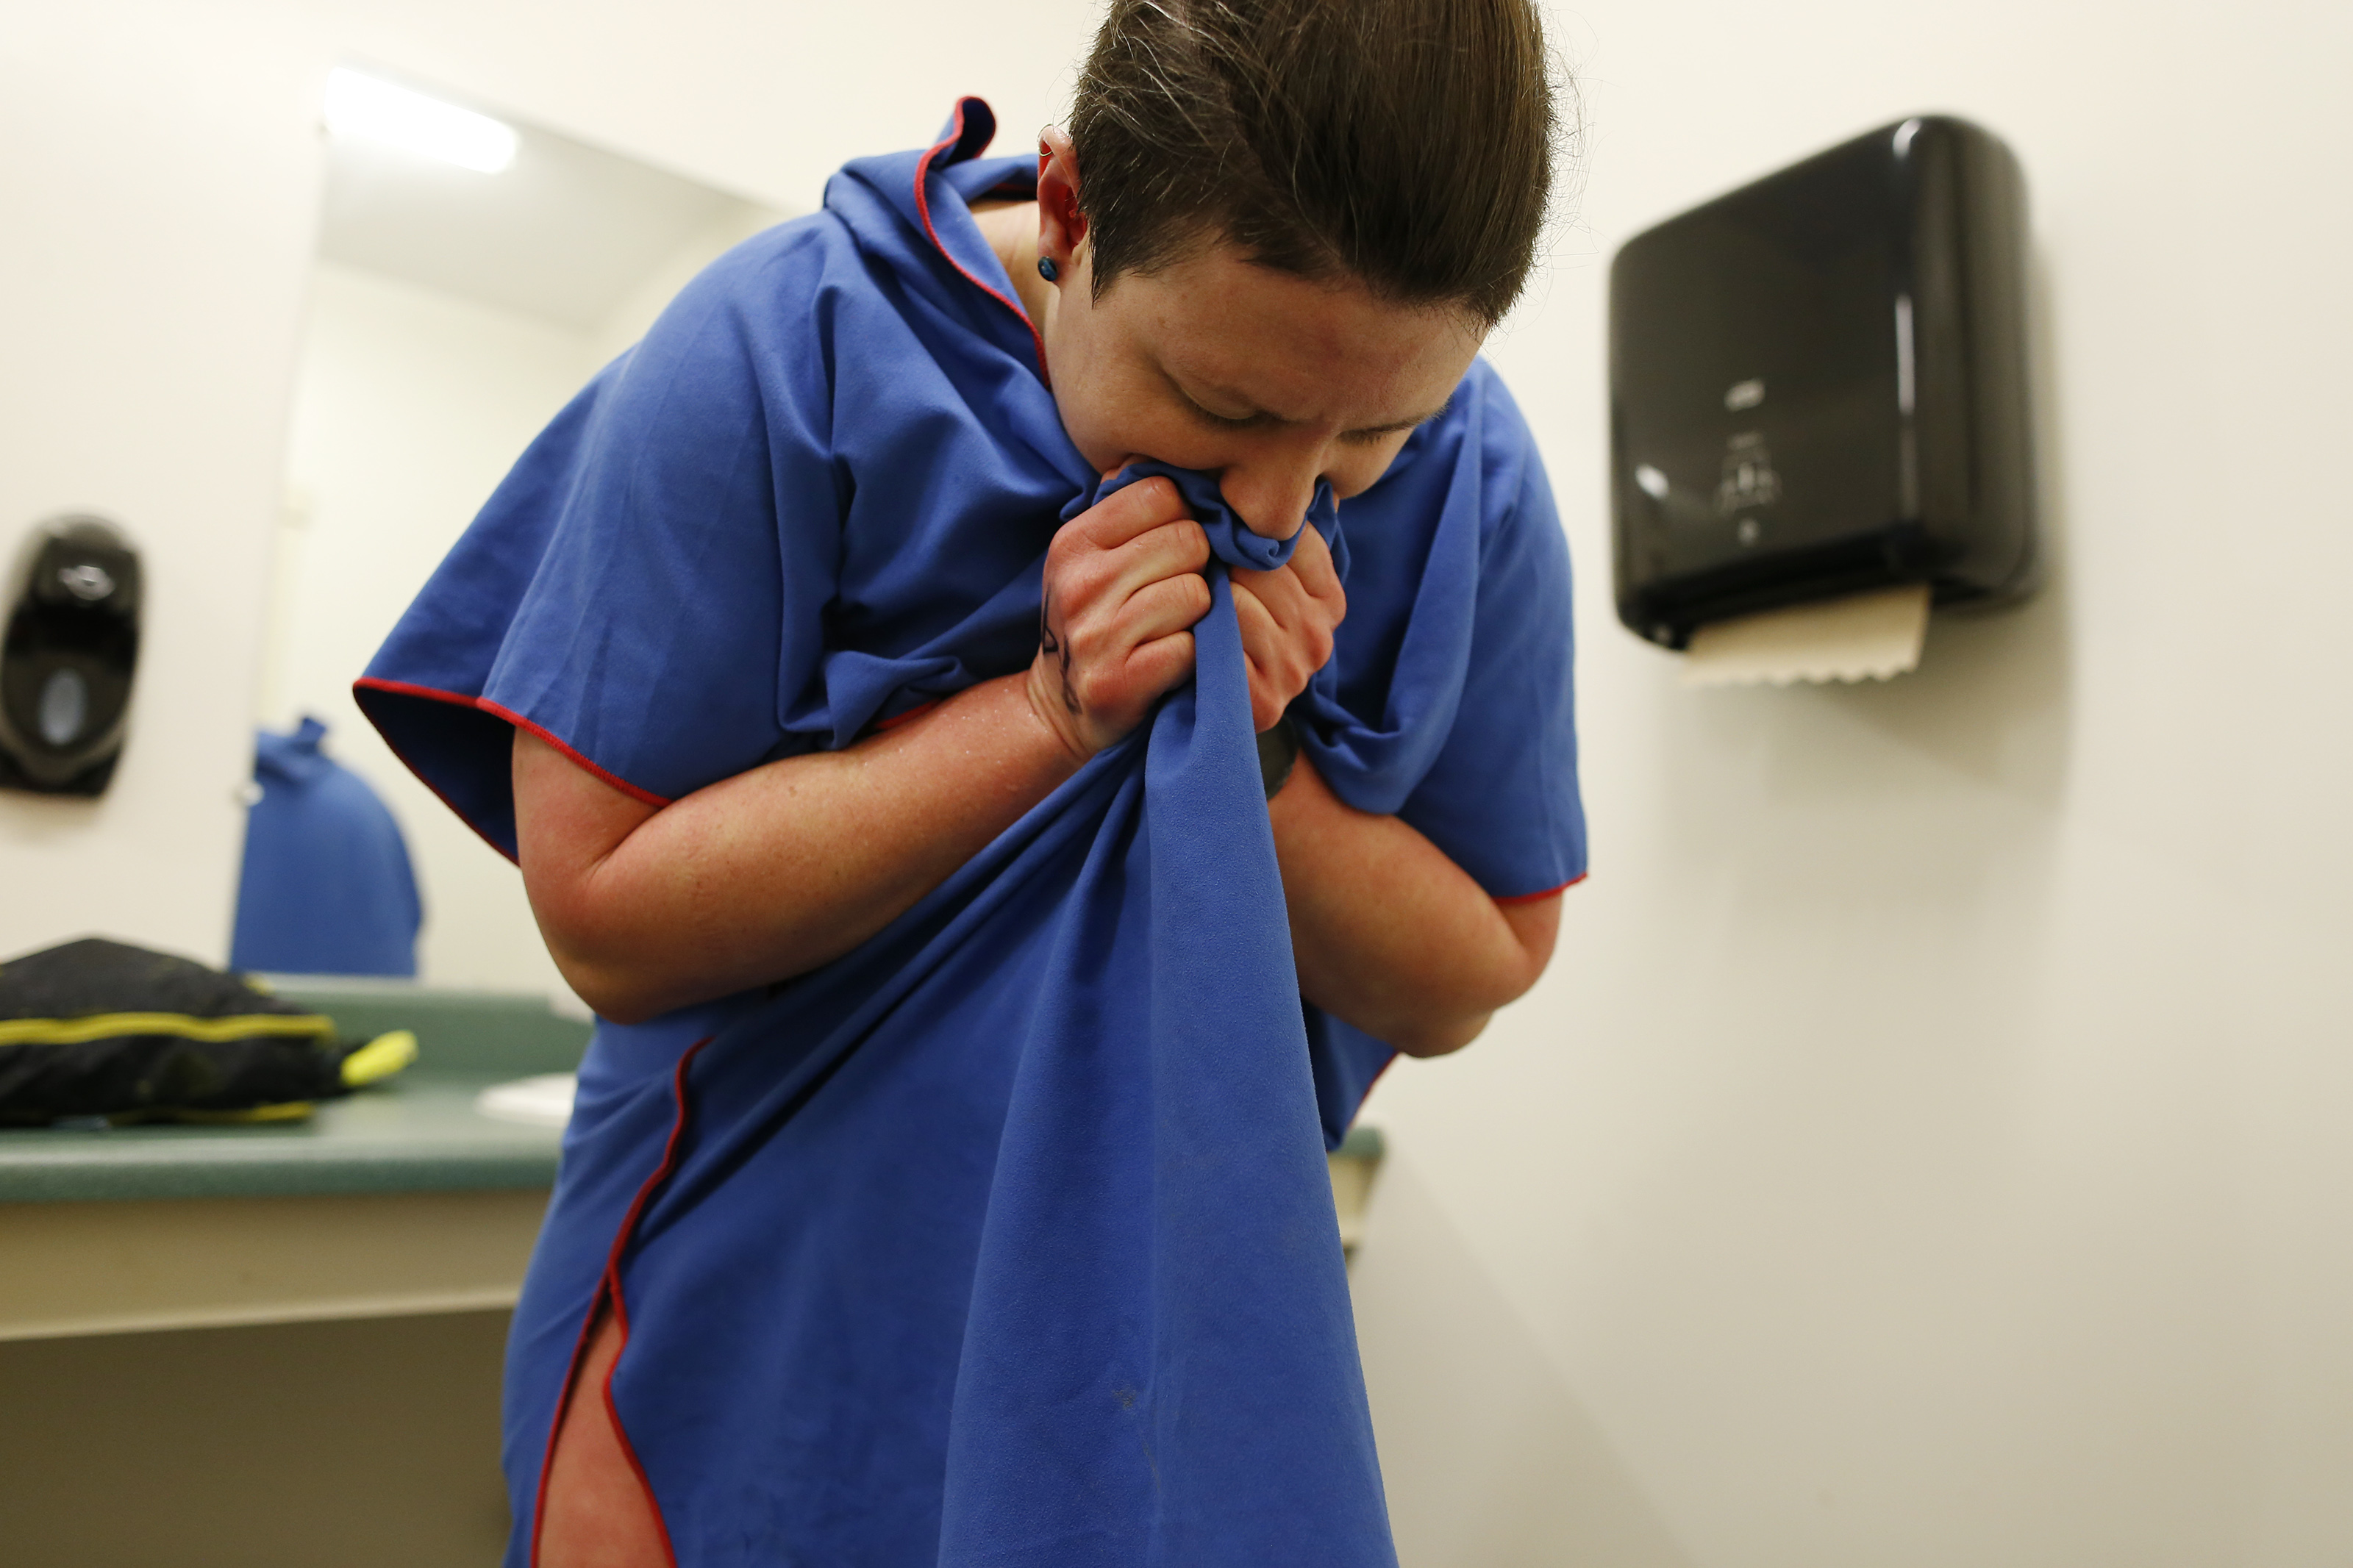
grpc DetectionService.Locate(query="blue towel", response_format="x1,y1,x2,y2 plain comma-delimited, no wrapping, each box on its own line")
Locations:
229,716,420,978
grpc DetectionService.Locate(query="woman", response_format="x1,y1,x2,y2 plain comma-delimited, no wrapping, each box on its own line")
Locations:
360,1,1583,1562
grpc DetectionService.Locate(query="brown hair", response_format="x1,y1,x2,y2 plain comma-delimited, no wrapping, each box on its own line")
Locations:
1068,0,1560,325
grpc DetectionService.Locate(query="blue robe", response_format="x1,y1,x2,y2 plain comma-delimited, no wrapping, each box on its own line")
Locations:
359,99,1585,1568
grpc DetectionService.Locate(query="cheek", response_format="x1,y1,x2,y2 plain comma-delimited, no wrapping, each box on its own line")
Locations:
1056,374,1228,473
1047,340,1174,466
1045,308,1244,472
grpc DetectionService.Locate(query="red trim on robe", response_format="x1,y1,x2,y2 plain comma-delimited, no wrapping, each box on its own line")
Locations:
351,677,527,865
912,98,1050,386
871,699,944,734
527,1039,710,1568
477,698,672,808
352,675,674,853
1494,871,1587,906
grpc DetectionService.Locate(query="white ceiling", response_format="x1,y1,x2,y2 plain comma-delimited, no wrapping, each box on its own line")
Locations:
318,88,768,329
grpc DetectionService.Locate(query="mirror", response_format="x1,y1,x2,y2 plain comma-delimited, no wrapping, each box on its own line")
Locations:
254,68,784,995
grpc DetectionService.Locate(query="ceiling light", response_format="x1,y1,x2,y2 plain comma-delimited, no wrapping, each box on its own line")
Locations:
324,68,517,174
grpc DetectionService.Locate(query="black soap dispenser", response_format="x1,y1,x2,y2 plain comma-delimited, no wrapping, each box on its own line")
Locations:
0,517,143,796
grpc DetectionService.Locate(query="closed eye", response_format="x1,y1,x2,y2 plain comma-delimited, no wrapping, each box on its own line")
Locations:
1166,364,1448,443
1343,398,1452,445
1179,391,1274,433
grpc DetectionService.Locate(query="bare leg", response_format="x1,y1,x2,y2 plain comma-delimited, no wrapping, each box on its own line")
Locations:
535,1302,670,1568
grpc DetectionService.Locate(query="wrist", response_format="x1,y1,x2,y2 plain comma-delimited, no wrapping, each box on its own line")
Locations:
1021,656,1097,770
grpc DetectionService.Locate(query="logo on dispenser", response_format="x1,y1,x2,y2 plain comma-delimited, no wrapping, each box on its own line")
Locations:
1715,430,1781,521
56,563,114,602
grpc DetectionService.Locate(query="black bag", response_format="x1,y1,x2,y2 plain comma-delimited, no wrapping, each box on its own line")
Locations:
0,937,413,1125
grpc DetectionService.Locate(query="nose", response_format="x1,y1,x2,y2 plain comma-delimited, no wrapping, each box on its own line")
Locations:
1217,459,1318,543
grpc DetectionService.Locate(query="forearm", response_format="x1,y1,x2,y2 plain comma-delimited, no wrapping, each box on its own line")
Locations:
1268,759,1557,1056
518,673,1079,1023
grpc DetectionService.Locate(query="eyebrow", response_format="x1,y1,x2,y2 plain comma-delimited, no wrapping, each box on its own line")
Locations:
1167,367,1449,439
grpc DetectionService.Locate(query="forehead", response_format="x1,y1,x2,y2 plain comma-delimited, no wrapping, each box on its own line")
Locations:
1103,244,1483,423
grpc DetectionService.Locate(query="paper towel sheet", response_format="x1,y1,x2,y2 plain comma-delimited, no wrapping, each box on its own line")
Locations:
1681,583,1931,687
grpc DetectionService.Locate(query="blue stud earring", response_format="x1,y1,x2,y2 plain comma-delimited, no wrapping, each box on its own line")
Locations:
1037,256,1060,283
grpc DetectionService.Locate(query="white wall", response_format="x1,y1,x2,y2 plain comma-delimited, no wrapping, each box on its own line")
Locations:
1354,1,2353,1564
0,2,324,963
6,1,2349,1562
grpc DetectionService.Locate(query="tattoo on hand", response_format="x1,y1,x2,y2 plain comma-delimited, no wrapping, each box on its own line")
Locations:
1039,589,1079,714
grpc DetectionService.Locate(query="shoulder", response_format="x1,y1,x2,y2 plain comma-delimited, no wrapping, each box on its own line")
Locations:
568,211,890,464
671,211,859,312
622,212,861,375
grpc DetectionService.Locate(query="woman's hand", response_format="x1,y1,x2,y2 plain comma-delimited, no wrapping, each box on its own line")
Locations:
1231,524,1345,732
1027,476,1213,761
1026,470,1346,756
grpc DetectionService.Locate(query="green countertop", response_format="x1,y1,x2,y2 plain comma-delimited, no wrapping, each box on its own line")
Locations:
0,983,591,1205
0,981,1388,1206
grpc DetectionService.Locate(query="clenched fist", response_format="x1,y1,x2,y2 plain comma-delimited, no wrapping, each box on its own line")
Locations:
1232,523,1343,733
1026,473,1346,761
1026,476,1212,761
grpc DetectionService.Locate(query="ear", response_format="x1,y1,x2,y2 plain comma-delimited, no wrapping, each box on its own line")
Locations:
1037,126,1088,273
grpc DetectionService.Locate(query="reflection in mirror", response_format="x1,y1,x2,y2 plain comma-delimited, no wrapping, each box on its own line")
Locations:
255,68,785,998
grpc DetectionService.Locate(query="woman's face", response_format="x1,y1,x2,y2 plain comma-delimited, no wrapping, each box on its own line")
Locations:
1039,241,1487,542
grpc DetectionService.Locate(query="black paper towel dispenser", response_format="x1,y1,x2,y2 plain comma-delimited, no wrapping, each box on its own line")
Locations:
0,516,142,796
1610,115,2037,650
